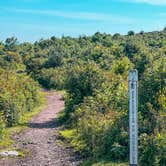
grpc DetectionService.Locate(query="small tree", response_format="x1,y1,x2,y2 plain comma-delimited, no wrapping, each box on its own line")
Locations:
45,49,63,68
140,30,144,35
5,37,18,51
128,30,135,36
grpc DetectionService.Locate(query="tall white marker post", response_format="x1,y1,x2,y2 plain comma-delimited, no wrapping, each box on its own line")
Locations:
129,69,138,166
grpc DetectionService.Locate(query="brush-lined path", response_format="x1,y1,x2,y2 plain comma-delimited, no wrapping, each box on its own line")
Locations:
0,92,80,166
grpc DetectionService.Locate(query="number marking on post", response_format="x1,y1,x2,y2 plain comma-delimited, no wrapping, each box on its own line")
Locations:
129,69,138,166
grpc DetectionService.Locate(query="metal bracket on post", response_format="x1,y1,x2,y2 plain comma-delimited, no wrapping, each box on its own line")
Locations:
129,69,138,166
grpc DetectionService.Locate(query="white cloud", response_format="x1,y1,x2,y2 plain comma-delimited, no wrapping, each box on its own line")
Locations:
2,8,133,24
124,0,166,5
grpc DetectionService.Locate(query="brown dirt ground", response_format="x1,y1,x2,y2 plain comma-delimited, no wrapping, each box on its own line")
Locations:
0,92,81,166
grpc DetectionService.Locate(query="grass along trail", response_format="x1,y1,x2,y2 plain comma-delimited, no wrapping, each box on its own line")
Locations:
0,91,80,166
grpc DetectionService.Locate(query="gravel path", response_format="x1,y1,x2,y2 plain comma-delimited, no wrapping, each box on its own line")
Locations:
0,92,81,166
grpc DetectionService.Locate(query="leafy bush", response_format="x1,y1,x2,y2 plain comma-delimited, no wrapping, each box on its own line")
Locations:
0,68,41,128
37,67,66,89
64,62,106,121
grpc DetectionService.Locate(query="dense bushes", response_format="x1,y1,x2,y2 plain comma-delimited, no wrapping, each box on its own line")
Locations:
62,57,165,165
51,32,165,165
37,67,66,89
0,69,41,128
0,41,43,140
0,29,166,165
63,63,130,161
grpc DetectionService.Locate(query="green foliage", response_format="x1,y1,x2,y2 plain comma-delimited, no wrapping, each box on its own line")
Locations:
45,48,64,68
81,161,128,166
127,31,135,36
64,62,106,122
67,74,129,160
0,69,41,127
4,37,18,51
0,29,166,165
0,91,46,148
0,44,42,140
37,67,66,89
139,132,166,166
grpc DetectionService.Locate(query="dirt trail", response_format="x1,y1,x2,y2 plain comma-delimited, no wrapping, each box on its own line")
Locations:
0,92,80,166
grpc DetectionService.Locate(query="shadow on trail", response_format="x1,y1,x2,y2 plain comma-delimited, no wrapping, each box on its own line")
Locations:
29,118,62,129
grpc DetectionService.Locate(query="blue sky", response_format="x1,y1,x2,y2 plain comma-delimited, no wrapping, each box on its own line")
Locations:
0,0,166,42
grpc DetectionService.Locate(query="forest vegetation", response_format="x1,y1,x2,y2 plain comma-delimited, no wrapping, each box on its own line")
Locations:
0,29,166,165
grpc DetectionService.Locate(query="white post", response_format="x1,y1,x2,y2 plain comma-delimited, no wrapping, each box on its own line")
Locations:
129,69,138,166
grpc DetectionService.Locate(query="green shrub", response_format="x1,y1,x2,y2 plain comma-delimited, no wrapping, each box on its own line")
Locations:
64,62,106,120
0,68,41,128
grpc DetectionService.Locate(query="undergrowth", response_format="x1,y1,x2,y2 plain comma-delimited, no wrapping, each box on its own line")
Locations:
0,91,46,150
